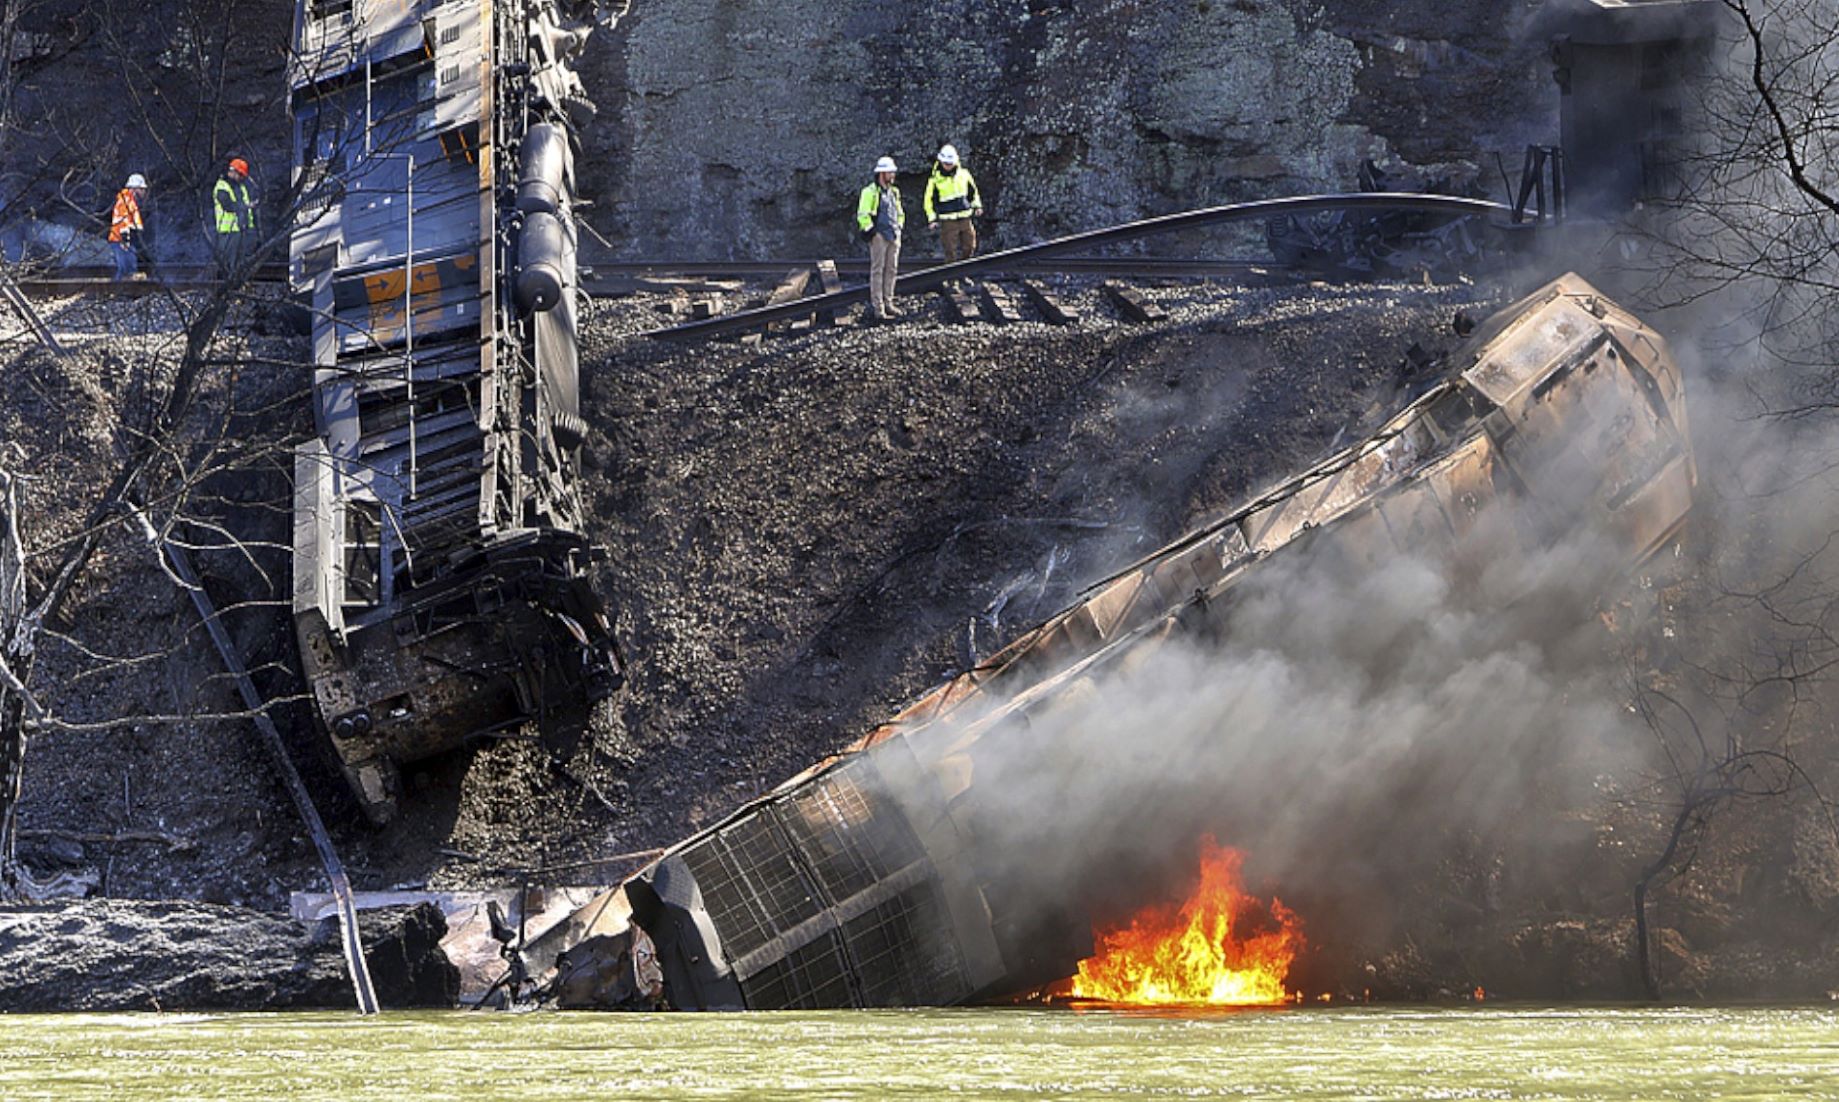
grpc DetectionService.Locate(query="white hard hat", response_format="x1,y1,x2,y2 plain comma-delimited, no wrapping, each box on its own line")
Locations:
874,156,898,174
126,173,147,188
938,145,959,166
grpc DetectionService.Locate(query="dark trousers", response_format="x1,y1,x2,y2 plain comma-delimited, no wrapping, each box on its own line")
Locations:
112,240,138,280
214,230,246,277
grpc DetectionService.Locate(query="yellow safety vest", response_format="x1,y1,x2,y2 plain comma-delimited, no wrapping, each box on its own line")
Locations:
856,183,905,233
924,166,980,222
214,177,254,234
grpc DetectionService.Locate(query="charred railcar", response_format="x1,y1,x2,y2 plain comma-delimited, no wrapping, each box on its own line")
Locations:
288,0,622,824
551,275,1696,1010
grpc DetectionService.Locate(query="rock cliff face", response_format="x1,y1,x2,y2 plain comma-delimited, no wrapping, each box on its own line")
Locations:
581,0,1555,259
5,0,1552,263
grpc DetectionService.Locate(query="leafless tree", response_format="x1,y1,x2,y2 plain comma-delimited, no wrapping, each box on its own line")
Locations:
1644,0,1838,372
0,3,375,898
1609,0,1839,998
1626,680,1829,998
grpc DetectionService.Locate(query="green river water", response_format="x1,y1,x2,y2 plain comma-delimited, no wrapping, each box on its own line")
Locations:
0,1005,1833,1100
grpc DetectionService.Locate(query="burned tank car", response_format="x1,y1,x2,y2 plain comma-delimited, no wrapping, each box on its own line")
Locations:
548,274,1694,1009
287,0,623,825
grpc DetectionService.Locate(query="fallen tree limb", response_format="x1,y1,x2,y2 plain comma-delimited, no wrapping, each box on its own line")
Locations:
1,466,39,897
132,505,379,1015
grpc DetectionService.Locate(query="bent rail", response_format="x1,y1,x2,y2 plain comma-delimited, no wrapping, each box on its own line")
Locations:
648,193,1515,340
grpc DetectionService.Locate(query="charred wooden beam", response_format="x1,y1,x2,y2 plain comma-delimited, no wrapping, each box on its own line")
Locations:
743,267,814,346
815,259,853,328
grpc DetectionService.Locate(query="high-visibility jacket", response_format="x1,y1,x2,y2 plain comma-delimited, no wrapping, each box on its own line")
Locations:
856,183,904,234
924,165,981,222
108,189,143,243
214,176,255,234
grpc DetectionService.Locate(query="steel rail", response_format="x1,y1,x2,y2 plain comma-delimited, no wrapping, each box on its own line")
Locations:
578,257,1279,278
645,193,1515,340
15,258,1270,294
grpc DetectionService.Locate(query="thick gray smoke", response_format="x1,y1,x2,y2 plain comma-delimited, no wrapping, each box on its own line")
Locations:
923,293,1839,991
936,490,1657,959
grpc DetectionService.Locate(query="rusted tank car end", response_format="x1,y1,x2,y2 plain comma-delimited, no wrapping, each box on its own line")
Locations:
539,273,1694,1011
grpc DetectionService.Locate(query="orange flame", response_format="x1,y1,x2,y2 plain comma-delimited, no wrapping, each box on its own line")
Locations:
1071,838,1303,1006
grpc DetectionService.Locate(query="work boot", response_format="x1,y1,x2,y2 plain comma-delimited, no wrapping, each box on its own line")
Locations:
885,303,903,318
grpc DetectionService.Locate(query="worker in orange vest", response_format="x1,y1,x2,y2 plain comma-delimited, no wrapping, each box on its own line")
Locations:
109,173,148,280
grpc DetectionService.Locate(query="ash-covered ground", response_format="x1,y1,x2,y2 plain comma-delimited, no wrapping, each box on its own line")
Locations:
9,271,1836,1005
4,275,1496,898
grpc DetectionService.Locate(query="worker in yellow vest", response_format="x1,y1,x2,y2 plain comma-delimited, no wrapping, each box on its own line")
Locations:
924,145,983,263
212,157,257,277
855,155,905,321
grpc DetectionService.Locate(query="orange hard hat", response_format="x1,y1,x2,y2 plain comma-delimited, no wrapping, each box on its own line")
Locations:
229,158,249,175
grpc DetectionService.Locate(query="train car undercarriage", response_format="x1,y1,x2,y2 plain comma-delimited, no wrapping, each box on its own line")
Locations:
288,0,624,824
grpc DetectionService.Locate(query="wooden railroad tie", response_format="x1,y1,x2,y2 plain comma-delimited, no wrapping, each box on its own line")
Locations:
936,281,981,323
977,280,1023,324
1103,280,1167,323
815,259,854,328
743,267,815,345
1018,279,1080,325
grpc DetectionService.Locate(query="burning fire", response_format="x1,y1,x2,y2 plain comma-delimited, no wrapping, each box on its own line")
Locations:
1071,838,1303,1006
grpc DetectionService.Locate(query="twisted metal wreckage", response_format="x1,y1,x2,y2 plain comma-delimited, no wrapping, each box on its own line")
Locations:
275,0,1708,1010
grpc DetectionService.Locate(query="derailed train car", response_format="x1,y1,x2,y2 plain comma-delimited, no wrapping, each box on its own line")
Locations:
288,0,623,824
549,274,1696,1009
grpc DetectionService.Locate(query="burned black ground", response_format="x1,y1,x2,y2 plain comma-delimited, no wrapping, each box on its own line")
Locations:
4,275,1495,898
7,267,1839,1006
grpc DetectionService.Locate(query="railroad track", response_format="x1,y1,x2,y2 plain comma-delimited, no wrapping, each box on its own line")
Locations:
9,193,1512,337
10,256,1281,298
579,257,1283,279
649,193,1516,340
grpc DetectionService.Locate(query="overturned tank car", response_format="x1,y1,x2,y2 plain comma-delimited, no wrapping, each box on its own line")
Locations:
545,274,1695,1010
288,0,623,824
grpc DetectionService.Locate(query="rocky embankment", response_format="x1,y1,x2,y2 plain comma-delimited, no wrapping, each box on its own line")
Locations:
7,267,1839,1009
0,902,457,1011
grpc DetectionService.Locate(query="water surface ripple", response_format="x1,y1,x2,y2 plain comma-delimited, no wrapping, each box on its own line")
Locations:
1,1005,1834,1100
